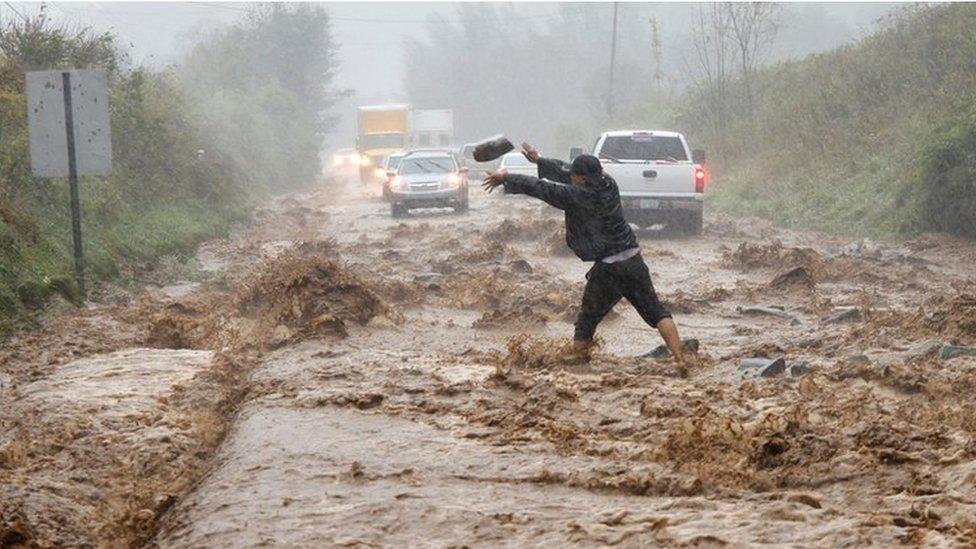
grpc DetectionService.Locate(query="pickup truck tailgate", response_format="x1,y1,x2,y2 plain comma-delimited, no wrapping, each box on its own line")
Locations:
603,162,695,196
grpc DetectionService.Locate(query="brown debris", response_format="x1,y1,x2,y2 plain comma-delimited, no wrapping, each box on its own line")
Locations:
237,241,395,343
769,266,816,290
722,240,824,276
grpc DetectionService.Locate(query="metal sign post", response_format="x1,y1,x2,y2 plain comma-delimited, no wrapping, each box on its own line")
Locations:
26,69,112,298
62,71,85,294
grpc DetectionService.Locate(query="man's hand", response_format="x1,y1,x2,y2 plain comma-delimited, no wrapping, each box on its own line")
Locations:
482,168,508,194
521,141,540,164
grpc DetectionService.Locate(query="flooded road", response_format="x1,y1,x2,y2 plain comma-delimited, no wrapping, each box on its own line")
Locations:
4,175,976,546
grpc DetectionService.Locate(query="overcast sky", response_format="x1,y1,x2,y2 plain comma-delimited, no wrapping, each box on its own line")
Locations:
3,2,894,147
3,2,563,140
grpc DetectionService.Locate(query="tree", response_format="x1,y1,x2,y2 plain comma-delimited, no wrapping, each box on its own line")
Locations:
650,16,663,97
689,4,735,134
180,4,347,190
726,3,780,110
686,2,779,154
403,3,661,151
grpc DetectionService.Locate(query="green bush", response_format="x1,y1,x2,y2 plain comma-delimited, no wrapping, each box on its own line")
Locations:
0,6,342,333
678,4,976,239
917,105,976,238
0,13,249,333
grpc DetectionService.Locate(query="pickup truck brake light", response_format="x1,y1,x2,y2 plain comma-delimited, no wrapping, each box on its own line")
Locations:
694,166,706,193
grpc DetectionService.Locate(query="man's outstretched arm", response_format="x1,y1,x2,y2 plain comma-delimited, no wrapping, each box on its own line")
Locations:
537,158,572,184
519,141,572,184
483,171,591,211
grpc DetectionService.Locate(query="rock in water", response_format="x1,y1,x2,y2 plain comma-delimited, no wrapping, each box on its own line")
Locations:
643,345,671,359
940,345,976,359
789,361,812,377
413,272,444,284
738,357,786,378
769,266,815,289
824,307,861,324
509,259,533,273
640,338,700,360
907,339,942,360
738,306,796,322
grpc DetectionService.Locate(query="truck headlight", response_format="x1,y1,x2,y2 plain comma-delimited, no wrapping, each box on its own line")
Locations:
390,176,405,190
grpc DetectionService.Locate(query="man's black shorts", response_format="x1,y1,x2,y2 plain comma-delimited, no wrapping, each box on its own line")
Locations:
574,253,672,341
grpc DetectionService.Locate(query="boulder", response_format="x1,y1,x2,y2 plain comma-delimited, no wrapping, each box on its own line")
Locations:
939,345,976,360
738,357,786,378
906,339,942,360
640,338,700,360
824,308,861,325
413,272,445,285
789,361,812,377
738,306,796,322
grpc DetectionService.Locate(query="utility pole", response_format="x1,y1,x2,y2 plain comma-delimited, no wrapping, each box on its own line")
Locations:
607,1,619,120
650,16,663,97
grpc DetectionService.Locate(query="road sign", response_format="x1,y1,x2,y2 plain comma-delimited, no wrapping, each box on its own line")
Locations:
25,69,112,296
27,69,111,177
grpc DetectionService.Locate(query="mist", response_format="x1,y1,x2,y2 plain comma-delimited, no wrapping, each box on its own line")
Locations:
6,2,976,547
5,1,894,154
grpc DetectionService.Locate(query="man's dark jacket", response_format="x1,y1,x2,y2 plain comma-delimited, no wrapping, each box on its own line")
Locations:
503,157,638,262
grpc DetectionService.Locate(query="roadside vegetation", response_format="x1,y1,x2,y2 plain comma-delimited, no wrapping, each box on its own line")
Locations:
0,5,342,333
407,3,973,240
680,3,976,238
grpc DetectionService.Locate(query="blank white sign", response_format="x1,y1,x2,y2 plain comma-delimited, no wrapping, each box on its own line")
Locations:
26,69,112,177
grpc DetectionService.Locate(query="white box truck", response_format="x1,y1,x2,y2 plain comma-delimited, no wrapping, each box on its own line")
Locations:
411,109,454,148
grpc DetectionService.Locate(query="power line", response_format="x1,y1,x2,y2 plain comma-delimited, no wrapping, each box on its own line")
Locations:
608,1,619,118
4,1,28,23
191,2,567,25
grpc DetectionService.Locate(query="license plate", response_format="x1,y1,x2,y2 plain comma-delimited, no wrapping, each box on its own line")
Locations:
639,199,659,209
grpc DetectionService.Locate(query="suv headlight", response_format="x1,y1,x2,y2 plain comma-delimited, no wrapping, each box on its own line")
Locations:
444,173,461,188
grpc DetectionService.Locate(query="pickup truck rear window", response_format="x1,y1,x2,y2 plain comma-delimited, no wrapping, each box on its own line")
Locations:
599,135,688,162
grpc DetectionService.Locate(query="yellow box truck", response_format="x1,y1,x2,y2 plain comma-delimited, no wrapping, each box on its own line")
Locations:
357,104,410,184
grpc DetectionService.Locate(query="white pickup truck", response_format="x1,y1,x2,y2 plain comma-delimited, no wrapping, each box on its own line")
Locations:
585,130,706,235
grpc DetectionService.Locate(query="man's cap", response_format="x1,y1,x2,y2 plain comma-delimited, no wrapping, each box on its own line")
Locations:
570,154,602,176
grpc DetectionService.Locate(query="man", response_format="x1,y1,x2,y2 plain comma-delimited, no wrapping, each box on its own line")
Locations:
483,142,688,367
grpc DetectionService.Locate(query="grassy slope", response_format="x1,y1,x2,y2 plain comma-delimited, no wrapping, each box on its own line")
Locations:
0,177,250,334
687,4,976,238
0,69,251,333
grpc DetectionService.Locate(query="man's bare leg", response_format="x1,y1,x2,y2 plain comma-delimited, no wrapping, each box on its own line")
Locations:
657,318,684,364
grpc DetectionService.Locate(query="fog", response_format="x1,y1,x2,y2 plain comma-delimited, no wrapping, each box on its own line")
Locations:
8,4,976,546
7,1,894,153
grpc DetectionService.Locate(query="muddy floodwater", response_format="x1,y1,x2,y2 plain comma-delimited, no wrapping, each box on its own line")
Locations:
3,174,976,547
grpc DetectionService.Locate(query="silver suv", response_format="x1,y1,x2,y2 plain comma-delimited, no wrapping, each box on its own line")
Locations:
387,151,469,217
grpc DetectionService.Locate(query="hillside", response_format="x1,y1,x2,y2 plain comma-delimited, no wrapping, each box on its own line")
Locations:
0,6,342,334
682,4,976,239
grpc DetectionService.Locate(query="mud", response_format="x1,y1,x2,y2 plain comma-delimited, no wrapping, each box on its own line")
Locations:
0,194,390,547
5,176,976,547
